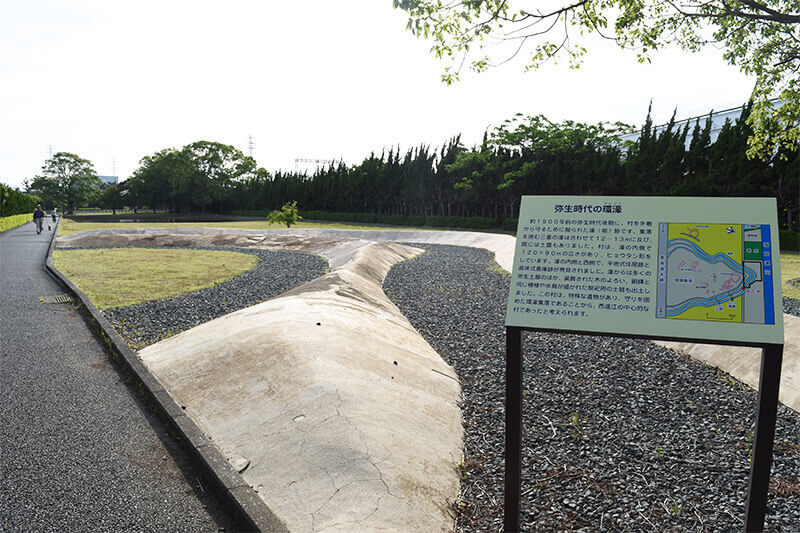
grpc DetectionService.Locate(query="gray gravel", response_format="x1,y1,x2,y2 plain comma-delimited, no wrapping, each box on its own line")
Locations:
84,246,327,349
1,225,237,532
784,297,800,318
384,244,800,532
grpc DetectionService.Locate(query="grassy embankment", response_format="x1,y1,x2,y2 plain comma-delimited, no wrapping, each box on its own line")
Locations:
52,248,257,309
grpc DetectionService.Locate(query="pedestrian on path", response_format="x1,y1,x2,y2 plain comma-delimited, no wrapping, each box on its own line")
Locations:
32,204,45,234
51,207,57,222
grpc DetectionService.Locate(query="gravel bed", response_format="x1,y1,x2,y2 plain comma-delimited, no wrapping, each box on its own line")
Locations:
81,246,327,349
784,297,800,318
384,244,800,532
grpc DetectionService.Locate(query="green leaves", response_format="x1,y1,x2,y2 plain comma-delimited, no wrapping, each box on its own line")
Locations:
30,152,101,213
394,0,800,157
128,141,256,213
267,200,303,228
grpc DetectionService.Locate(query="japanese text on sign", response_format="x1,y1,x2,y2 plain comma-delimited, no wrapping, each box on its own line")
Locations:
512,218,654,318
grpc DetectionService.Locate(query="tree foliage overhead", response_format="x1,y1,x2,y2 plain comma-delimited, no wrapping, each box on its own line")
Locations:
394,0,800,158
28,152,102,213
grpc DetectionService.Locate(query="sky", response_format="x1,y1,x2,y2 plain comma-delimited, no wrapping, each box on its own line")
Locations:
0,0,757,189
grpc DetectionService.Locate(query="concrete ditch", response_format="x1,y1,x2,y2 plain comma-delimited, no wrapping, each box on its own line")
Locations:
52,226,799,531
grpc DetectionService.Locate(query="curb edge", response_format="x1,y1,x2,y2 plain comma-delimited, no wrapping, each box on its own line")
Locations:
44,219,288,533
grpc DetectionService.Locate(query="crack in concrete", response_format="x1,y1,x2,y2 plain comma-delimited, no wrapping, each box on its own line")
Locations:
332,388,401,502
304,387,406,530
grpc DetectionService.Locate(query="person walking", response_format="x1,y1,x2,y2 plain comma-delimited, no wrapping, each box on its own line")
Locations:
32,204,45,235
51,207,57,223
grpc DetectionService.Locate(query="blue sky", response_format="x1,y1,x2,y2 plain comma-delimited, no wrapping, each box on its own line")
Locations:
0,0,756,189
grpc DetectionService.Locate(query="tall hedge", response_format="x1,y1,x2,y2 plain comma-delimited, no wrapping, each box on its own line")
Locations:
0,183,40,218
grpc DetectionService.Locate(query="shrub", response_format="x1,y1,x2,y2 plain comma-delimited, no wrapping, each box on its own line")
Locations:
460,216,496,229
267,201,302,228
0,213,33,233
297,210,507,230
502,218,519,231
376,214,408,225
230,209,267,217
0,184,40,217
780,229,799,251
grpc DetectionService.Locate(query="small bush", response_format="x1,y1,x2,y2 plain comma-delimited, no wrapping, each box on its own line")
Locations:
459,216,496,229
376,214,408,225
297,210,507,230
230,209,267,217
780,229,799,251
0,184,40,217
267,201,302,228
502,218,519,231
0,213,33,233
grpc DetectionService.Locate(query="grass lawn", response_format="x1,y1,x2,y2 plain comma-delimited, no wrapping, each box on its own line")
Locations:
782,252,800,300
57,217,448,236
53,248,257,309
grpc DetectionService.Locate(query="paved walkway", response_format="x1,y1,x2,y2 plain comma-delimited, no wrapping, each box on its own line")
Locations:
0,223,235,532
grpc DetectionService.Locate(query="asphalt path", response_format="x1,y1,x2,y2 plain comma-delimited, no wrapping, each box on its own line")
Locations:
0,221,236,532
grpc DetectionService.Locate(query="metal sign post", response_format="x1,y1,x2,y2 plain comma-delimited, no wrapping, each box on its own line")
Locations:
504,326,523,532
502,196,786,533
744,343,784,532
503,332,784,533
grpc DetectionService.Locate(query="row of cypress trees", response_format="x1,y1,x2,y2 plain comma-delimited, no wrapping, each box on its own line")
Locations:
227,105,797,230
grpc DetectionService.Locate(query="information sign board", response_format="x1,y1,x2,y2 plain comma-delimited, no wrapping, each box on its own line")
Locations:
505,196,784,344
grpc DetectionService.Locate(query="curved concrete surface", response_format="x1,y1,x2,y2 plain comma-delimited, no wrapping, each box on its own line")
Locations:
57,226,517,272
657,313,800,413
57,226,799,532
59,227,799,412
77,233,464,532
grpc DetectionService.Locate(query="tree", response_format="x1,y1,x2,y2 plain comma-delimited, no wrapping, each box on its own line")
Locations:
99,184,126,215
394,0,800,159
127,142,256,214
182,141,256,213
28,152,102,213
267,201,303,228
128,148,193,213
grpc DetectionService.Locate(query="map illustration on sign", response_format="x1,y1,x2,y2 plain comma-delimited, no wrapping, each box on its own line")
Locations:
656,223,774,325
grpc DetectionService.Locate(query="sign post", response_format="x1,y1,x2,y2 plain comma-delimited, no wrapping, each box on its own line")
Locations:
503,196,785,533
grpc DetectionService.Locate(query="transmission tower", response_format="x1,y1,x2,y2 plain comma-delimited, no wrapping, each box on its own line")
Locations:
248,135,254,158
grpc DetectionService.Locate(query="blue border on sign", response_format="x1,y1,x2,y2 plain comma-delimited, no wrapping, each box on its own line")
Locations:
762,224,774,325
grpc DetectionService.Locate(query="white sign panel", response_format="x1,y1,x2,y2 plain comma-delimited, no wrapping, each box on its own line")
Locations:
505,196,784,345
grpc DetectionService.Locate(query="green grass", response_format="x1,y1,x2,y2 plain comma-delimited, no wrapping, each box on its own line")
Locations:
0,214,34,233
57,217,443,236
782,252,800,300
53,248,257,309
